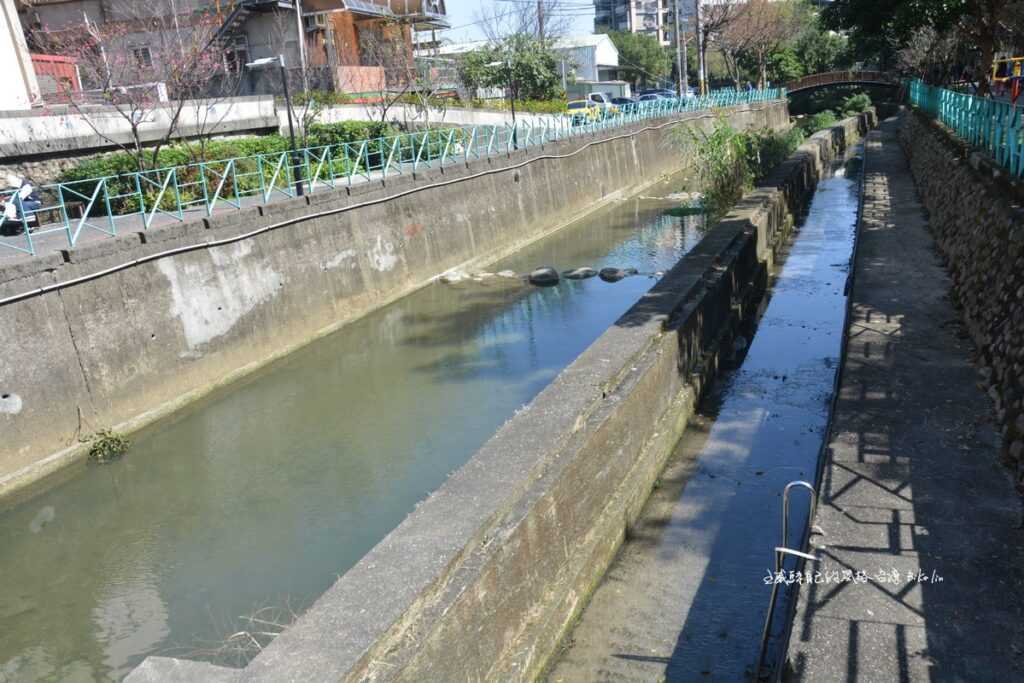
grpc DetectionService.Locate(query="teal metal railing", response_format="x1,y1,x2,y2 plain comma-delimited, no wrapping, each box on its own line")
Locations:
0,88,784,256
908,79,1024,177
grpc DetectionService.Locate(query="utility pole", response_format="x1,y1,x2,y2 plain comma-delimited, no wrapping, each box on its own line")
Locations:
294,0,308,92
695,0,706,96
537,0,545,40
673,0,686,96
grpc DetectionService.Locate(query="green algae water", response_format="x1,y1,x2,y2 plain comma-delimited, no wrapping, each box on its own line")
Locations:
0,178,704,682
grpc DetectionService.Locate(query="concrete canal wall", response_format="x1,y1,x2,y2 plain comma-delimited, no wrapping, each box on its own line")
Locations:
0,101,789,500
126,111,877,682
900,111,1024,481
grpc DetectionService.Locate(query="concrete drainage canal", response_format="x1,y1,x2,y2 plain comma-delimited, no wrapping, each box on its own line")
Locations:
0,174,706,682
0,116,872,682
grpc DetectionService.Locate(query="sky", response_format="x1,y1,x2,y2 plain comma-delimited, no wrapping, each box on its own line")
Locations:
443,0,597,42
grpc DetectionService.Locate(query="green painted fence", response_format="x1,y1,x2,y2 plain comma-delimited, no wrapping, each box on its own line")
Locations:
908,79,1024,177
0,88,784,257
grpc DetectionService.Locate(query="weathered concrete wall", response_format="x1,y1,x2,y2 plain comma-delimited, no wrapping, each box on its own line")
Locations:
0,101,790,501
0,96,278,182
124,111,876,683
900,111,1024,483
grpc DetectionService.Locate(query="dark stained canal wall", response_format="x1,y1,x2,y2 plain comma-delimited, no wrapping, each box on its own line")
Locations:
127,112,878,682
0,102,788,500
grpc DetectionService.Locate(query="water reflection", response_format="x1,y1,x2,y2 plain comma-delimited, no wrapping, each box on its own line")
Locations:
0,180,703,681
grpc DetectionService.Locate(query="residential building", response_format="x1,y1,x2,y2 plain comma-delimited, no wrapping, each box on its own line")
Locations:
16,0,448,97
594,0,695,47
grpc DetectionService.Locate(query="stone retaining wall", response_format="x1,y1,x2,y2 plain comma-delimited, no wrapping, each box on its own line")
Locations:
0,101,789,501
125,111,877,683
900,112,1024,483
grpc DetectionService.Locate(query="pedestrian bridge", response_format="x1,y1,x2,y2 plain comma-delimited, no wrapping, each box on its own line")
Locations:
786,70,900,94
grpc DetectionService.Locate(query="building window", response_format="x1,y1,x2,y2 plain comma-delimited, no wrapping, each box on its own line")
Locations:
132,46,153,68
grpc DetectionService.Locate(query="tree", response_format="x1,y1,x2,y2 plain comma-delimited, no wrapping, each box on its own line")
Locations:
822,0,1017,95
736,0,804,89
37,0,235,170
768,47,804,84
697,1,744,94
357,20,418,124
457,35,564,102
606,31,671,88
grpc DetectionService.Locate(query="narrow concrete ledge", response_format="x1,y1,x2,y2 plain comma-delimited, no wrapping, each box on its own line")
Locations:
124,111,874,682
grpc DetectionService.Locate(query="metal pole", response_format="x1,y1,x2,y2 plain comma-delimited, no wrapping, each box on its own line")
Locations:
695,0,706,96
537,0,544,40
674,0,684,97
294,0,309,92
509,60,518,150
280,59,304,197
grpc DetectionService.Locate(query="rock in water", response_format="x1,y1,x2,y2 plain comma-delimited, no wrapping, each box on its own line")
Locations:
528,267,560,287
563,267,598,280
598,267,635,283
497,270,520,279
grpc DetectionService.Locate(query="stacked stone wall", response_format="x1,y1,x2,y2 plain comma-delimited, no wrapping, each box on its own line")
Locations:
901,111,1024,482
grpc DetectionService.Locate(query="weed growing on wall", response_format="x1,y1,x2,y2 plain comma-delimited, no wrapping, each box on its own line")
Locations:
675,118,806,219
84,429,131,464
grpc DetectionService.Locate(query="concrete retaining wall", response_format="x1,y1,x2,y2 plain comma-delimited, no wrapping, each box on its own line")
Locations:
125,111,876,683
0,96,278,182
0,101,790,501
900,111,1024,482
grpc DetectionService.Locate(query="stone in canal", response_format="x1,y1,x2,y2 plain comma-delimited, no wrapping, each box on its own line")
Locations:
598,267,637,283
563,267,598,280
529,267,560,287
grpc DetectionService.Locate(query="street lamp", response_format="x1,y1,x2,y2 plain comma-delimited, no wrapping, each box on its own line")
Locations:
246,55,303,197
487,59,518,149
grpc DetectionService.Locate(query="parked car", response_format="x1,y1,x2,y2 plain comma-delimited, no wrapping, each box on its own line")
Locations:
566,99,602,125
586,92,620,116
637,89,674,100
611,96,637,106
637,94,664,104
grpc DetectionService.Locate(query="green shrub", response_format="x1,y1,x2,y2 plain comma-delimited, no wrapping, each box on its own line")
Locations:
675,120,807,219
54,121,409,214
743,127,805,179
840,92,872,117
678,119,752,219
85,429,130,464
797,110,839,135
291,90,354,107
305,120,399,148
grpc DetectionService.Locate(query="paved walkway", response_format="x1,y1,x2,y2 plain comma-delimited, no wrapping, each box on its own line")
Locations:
785,118,1024,680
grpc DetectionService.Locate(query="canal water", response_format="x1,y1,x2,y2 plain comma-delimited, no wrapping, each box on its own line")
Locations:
546,146,864,681
0,178,705,682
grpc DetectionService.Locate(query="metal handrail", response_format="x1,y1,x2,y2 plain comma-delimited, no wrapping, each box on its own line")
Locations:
908,78,1024,178
0,87,785,256
756,480,823,680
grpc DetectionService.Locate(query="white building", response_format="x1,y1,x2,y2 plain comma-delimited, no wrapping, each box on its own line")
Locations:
552,34,619,82
425,34,620,83
1,0,39,110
